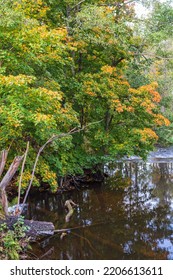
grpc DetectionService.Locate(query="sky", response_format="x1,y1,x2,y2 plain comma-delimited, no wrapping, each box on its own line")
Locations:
135,3,149,17
135,0,173,17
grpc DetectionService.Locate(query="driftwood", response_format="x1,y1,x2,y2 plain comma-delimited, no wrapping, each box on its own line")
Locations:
0,216,55,238
64,199,77,222
59,199,78,239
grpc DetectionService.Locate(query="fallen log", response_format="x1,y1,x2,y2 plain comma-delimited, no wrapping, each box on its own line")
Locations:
0,216,55,239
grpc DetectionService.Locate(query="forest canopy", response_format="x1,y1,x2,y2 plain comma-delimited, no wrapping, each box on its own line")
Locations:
0,0,172,191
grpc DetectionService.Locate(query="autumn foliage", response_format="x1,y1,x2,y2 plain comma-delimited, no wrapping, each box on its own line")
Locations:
0,0,170,190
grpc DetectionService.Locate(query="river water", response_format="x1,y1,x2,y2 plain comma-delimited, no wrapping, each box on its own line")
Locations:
27,147,173,260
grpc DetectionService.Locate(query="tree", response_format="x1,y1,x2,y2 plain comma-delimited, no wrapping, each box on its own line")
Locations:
0,0,169,192
132,0,173,145
0,0,79,190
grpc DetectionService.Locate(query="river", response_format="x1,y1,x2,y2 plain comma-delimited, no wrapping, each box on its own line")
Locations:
27,147,173,260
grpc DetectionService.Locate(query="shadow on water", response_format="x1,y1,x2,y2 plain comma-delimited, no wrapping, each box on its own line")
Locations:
27,159,173,260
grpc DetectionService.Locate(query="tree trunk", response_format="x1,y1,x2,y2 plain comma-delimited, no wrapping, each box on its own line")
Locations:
0,189,8,216
0,155,24,216
0,156,24,191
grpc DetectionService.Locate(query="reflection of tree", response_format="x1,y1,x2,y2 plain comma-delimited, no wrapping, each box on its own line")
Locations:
28,161,173,259
103,161,173,259
151,163,173,206
121,204,170,259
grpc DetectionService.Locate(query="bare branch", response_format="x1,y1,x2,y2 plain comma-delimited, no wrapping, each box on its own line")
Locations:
0,150,8,177
17,142,29,211
0,155,24,191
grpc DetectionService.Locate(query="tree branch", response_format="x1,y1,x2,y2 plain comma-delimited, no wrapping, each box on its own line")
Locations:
0,155,24,216
20,120,103,214
133,51,173,60
70,0,86,11
0,150,8,178
0,156,24,191
17,142,29,212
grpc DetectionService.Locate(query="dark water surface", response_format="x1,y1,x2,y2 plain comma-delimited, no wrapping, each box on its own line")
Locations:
28,148,173,260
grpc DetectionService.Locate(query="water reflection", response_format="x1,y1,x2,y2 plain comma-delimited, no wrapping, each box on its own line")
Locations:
28,161,173,260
